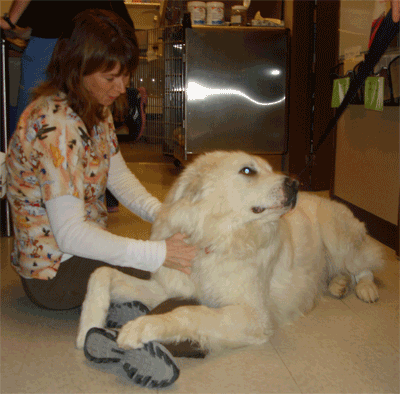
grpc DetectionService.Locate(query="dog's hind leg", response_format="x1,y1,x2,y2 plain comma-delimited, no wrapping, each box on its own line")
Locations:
329,270,379,303
76,267,168,349
318,199,384,303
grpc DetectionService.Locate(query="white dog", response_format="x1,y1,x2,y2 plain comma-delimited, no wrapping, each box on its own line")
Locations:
76,151,383,352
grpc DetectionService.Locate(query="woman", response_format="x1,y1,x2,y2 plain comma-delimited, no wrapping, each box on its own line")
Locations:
6,9,197,387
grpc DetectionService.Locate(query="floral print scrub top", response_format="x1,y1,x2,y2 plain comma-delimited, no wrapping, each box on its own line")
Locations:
6,93,118,280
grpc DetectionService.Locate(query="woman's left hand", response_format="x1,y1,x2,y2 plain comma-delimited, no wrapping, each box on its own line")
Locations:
163,233,199,275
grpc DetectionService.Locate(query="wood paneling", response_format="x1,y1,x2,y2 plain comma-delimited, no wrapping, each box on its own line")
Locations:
286,1,315,187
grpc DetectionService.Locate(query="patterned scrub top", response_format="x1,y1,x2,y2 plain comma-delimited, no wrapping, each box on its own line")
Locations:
6,93,119,280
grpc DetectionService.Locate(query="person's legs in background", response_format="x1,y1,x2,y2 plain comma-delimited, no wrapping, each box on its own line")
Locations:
16,36,57,123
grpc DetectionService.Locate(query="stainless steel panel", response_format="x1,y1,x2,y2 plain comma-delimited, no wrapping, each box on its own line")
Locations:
185,27,288,155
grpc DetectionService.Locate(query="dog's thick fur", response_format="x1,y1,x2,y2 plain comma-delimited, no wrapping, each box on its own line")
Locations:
76,151,383,352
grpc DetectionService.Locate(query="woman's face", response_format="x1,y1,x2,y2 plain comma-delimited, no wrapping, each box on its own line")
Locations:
83,64,130,107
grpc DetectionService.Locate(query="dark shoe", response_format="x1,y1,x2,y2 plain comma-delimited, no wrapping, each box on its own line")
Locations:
106,300,150,329
84,327,180,389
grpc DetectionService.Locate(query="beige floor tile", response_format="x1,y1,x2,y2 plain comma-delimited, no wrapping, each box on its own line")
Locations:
341,244,399,350
270,295,399,393
171,344,301,394
0,334,28,393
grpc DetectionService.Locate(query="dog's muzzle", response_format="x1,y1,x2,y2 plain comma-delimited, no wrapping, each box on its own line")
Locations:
283,177,299,208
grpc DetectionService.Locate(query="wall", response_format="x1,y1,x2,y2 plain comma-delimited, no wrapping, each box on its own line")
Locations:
339,0,376,57
1,1,12,14
334,106,399,225
334,0,399,251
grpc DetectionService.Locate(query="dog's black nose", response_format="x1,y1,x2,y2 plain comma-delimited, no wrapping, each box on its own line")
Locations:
283,177,299,208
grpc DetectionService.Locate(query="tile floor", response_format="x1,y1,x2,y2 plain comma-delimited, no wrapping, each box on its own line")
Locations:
1,144,399,394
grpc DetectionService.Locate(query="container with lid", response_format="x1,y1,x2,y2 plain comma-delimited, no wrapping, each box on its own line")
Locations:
206,2,224,25
187,1,206,25
230,5,247,26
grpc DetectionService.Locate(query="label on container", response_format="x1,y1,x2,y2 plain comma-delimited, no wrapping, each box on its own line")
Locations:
207,3,224,25
188,2,206,25
231,15,242,24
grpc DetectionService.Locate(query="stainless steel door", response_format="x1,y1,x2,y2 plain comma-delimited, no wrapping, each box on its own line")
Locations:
185,27,289,155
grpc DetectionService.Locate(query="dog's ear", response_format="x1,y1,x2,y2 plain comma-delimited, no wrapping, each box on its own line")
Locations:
165,169,206,204
164,152,225,205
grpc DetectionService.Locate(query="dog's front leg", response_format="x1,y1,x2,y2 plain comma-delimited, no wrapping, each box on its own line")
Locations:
76,266,120,348
117,304,269,352
76,267,170,349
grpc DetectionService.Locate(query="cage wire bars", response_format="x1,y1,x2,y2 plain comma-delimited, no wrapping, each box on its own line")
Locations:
131,25,186,160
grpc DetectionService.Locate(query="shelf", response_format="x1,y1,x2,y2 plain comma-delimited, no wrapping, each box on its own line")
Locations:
124,2,161,10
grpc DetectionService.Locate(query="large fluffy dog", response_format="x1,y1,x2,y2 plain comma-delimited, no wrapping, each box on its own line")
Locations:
76,151,383,352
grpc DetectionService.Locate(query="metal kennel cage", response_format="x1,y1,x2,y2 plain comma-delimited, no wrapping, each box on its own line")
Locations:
132,24,289,163
131,25,185,159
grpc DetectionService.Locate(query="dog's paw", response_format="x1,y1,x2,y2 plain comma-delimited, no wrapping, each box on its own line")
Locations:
117,316,164,350
355,279,379,303
329,275,350,299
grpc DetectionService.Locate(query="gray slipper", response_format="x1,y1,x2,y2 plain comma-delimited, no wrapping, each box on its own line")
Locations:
84,327,180,389
106,301,150,329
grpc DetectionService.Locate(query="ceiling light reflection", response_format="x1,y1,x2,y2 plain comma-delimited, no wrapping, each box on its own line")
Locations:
270,69,281,76
187,82,285,106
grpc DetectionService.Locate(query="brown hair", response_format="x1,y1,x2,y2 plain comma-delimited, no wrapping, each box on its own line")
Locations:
33,9,139,132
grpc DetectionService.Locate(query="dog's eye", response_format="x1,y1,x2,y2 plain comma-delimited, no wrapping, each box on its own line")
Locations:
239,167,257,176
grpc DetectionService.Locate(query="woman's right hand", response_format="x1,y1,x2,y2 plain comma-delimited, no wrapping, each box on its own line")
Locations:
0,17,12,30
0,19,31,40
163,233,198,276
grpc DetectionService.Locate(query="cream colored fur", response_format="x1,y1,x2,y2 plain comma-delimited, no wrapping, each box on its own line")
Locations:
76,151,384,352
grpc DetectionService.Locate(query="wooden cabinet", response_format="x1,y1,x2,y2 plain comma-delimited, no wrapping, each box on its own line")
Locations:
331,105,399,254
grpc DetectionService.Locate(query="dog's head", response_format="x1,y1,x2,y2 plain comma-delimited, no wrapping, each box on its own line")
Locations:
164,151,299,224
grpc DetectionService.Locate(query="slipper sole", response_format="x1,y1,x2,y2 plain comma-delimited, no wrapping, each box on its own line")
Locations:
106,301,150,329
84,327,180,388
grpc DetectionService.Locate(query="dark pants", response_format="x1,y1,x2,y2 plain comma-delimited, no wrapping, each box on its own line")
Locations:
20,256,206,358
20,256,149,310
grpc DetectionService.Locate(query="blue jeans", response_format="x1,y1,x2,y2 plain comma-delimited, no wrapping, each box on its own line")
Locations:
16,37,58,124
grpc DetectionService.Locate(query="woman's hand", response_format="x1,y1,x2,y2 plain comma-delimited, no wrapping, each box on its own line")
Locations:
163,233,198,275
392,0,400,23
0,17,31,40
0,17,13,30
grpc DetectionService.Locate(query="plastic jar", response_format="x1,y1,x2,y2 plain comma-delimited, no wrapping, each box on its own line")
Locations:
230,5,247,26
206,2,224,25
187,1,206,25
